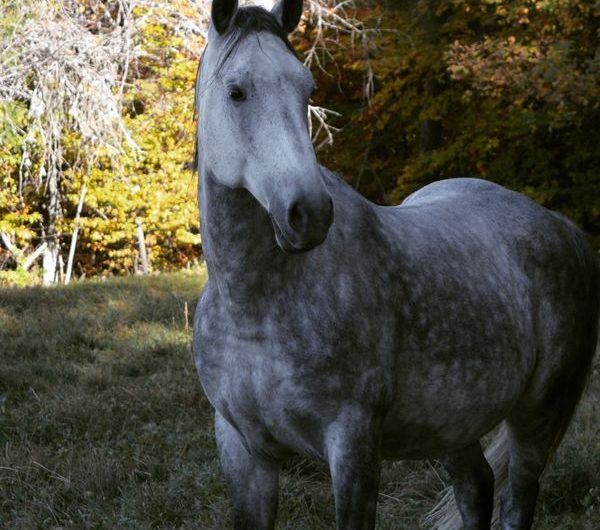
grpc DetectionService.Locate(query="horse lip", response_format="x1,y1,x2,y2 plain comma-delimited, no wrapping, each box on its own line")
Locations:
269,215,307,254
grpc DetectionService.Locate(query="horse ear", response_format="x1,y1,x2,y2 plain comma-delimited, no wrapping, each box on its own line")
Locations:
271,0,303,34
212,0,239,35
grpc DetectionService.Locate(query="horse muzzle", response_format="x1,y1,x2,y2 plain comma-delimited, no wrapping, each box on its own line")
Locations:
270,192,334,254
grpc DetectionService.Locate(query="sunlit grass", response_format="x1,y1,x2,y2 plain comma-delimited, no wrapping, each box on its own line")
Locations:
1,270,598,528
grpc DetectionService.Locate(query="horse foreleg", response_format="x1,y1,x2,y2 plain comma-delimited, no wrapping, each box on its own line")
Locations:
326,410,382,530
215,412,280,530
441,442,494,530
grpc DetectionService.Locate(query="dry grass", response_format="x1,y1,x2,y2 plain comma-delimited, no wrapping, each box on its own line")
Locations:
1,270,598,528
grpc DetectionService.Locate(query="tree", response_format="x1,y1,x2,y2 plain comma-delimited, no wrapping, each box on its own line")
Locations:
0,0,209,282
0,0,139,282
0,0,364,283
308,0,599,246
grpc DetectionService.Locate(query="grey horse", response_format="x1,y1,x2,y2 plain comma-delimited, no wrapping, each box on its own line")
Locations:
192,1,599,528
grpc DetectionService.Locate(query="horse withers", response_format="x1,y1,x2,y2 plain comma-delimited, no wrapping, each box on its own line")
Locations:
192,1,599,528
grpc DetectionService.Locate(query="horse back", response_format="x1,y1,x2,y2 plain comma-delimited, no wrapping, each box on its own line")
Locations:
397,178,597,356
372,178,598,455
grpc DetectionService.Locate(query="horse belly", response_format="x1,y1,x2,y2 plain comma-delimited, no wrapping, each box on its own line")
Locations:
382,339,534,458
379,207,540,457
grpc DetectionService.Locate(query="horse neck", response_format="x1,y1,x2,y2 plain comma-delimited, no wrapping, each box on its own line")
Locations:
199,171,289,303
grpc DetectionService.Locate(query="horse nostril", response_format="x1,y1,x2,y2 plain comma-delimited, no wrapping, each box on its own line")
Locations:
288,201,306,233
325,197,334,225
288,197,333,236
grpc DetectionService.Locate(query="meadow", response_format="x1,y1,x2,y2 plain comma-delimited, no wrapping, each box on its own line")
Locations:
1,271,598,529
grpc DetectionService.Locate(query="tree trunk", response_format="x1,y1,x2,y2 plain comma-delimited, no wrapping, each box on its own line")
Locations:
377,0,444,189
419,76,443,155
42,243,58,285
42,166,60,285
417,0,444,183
136,219,150,274
65,183,87,285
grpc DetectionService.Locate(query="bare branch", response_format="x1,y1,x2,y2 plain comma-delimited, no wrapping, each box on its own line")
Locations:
308,103,341,151
0,0,210,192
23,243,48,271
0,232,20,258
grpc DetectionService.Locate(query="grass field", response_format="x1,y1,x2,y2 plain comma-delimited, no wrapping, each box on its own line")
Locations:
1,271,598,529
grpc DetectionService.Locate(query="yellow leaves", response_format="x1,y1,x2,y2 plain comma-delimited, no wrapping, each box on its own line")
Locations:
516,6,530,25
495,5,508,17
448,61,470,81
175,228,201,246
62,33,200,274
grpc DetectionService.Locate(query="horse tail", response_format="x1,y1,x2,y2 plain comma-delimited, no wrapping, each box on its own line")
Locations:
422,423,510,530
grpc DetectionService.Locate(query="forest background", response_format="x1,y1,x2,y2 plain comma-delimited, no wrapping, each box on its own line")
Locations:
1,0,598,286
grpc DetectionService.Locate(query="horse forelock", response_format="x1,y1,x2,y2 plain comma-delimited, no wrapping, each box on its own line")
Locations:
232,6,295,53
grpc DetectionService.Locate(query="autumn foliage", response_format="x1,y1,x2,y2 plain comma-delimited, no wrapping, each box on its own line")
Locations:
0,0,598,284
0,0,203,282
309,0,599,246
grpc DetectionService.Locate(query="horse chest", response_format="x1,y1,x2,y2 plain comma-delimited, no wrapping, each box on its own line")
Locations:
197,334,335,459
194,289,396,458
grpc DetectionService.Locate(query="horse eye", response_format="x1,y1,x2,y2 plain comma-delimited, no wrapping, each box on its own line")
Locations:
229,87,246,102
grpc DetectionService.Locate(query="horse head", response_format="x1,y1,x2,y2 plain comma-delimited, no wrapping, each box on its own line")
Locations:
196,0,333,253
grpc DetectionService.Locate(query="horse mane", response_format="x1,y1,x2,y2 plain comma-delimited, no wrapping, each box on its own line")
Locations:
231,6,295,54
192,6,296,172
